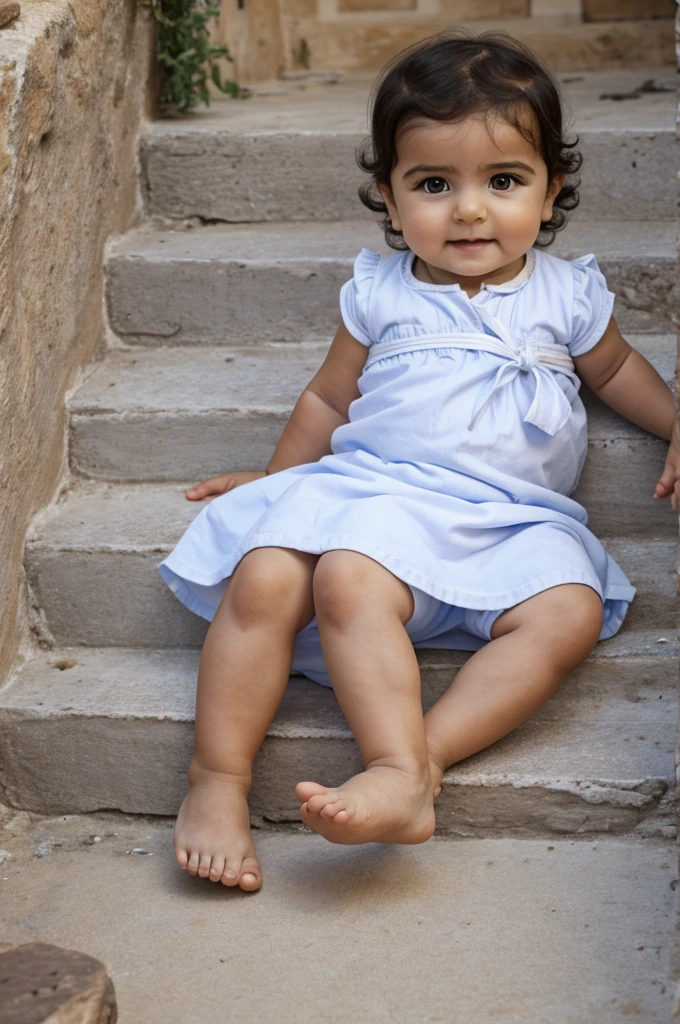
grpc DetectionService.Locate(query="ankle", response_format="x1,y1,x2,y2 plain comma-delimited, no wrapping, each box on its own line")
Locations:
365,755,431,784
187,759,252,791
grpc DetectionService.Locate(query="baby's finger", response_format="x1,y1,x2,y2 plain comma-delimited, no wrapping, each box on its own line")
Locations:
185,483,208,500
185,477,224,500
653,467,675,499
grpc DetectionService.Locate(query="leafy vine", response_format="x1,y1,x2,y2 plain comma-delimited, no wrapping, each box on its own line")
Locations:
138,0,240,113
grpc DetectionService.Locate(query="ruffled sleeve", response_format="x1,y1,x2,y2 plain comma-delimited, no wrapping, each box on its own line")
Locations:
339,248,381,347
569,254,616,358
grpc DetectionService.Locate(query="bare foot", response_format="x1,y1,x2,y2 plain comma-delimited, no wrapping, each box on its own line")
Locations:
174,766,262,891
296,761,435,845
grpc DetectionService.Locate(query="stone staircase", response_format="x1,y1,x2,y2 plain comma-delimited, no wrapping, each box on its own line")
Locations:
0,70,677,852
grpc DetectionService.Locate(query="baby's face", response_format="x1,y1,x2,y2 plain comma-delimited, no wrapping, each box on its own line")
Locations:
379,113,563,292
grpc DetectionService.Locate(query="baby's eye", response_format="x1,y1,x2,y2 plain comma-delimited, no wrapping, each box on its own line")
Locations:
420,177,450,194
489,173,520,192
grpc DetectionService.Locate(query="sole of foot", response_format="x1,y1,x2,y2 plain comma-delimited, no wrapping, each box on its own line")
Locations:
174,771,262,891
296,765,435,846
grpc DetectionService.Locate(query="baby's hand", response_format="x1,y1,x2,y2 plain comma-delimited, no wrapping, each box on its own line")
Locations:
185,471,266,502
653,420,680,512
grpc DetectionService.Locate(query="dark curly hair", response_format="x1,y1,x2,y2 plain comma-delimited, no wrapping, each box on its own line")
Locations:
358,31,581,250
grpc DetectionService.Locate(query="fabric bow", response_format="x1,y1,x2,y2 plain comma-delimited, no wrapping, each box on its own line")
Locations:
468,310,575,436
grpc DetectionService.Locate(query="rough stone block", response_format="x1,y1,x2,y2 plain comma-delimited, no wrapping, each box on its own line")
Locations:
0,646,675,831
104,220,678,346
0,0,151,684
0,2,20,29
531,0,582,13
284,0,318,13
338,0,416,10
281,15,674,73
439,0,529,16
0,943,117,1024
140,71,676,223
583,0,674,20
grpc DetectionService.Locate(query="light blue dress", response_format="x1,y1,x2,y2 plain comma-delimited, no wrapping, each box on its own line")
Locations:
159,246,636,687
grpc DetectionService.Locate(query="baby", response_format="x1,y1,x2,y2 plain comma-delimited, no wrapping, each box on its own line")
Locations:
159,31,680,890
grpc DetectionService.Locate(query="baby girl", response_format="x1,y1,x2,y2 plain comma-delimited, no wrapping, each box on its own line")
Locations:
159,31,680,890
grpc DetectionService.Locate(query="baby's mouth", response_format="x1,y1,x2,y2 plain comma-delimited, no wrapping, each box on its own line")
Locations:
449,238,494,250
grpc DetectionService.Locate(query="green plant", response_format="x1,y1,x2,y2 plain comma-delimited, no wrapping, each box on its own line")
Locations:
138,0,240,113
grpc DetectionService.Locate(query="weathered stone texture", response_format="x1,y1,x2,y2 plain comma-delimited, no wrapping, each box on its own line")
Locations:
0,3,20,30
283,0,318,15
338,0,417,12
0,2,151,683
279,17,674,73
584,0,675,20
438,0,529,17
214,0,286,88
0,942,117,1024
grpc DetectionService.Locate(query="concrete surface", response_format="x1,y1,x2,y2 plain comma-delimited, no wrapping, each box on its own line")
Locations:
23,483,676,646
141,70,677,223
0,643,676,829
0,807,676,1023
105,219,678,345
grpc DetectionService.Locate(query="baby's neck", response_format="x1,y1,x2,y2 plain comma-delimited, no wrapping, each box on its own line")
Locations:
414,253,528,298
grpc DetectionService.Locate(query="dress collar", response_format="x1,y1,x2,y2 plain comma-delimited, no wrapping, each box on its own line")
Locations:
402,248,536,295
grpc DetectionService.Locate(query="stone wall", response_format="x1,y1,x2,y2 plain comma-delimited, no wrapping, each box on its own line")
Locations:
216,0,675,81
0,1,152,683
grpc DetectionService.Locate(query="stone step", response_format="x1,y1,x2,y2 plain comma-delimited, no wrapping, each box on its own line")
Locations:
105,220,677,344
25,482,677,647
0,642,675,835
141,69,677,224
67,338,677,538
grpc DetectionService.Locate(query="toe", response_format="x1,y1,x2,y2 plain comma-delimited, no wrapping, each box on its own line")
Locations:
239,858,262,891
187,851,200,876
209,856,226,883
221,857,242,887
296,781,329,803
197,853,212,878
307,791,338,814
319,798,346,819
175,846,189,870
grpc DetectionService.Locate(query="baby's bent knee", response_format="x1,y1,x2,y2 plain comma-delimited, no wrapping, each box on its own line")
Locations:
228,547,315,627
313,550,413,627
493,584,603,665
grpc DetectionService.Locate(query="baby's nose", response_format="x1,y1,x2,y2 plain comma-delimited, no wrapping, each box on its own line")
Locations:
453,189,487,222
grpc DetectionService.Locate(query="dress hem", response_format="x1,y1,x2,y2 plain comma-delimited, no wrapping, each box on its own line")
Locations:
159,529,636,615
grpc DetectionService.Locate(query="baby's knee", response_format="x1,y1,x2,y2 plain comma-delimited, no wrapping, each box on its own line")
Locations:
313,550,412,628
313,551,368,626
229,548,314,627
534,585,603,664
493,583,603,666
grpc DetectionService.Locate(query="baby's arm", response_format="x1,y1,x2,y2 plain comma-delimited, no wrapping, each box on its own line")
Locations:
265,323,368,474
573,317,680,509
186,324,368,500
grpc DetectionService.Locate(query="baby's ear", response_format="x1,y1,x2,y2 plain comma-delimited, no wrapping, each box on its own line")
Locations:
542,173,565,219
378,183,401,230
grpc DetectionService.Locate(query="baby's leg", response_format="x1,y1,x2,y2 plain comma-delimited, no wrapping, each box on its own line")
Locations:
175,547,318,890
296,551,435,846
424,584,604,793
